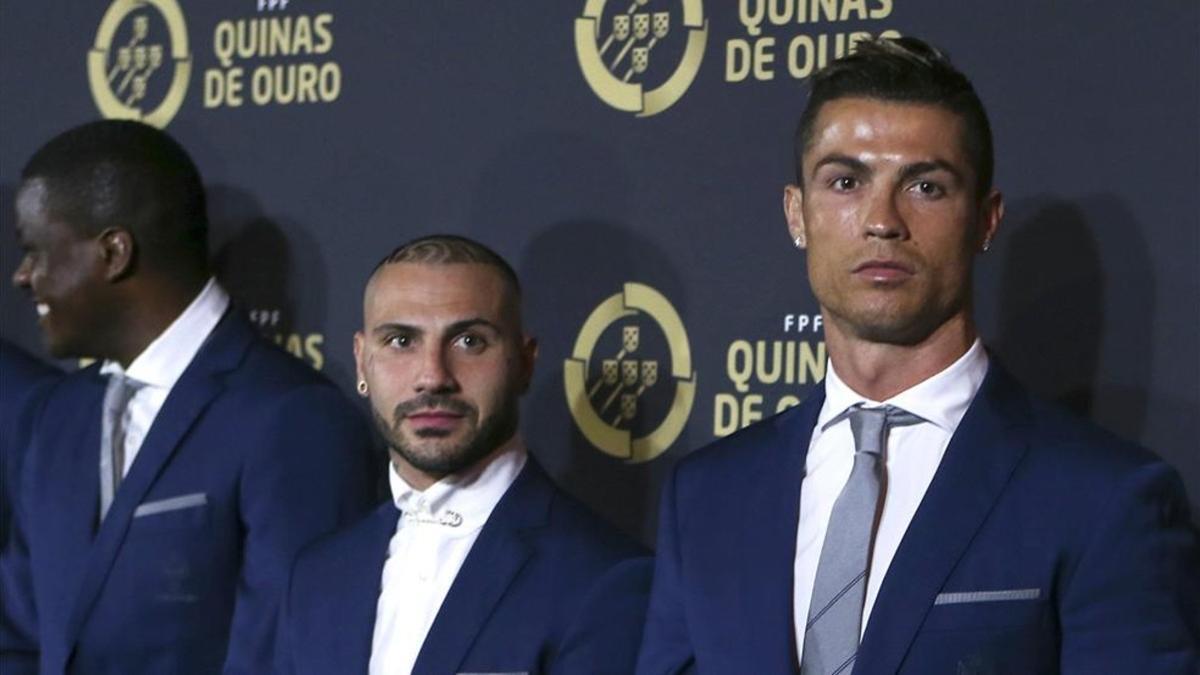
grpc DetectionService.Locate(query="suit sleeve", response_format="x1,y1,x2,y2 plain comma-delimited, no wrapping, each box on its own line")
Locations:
221,384,377,675
551,556,654,675
1059,460,1200,673
635,469,697,675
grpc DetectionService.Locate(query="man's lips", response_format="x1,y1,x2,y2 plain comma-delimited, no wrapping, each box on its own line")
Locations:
405,409,465,430
852,259,914,282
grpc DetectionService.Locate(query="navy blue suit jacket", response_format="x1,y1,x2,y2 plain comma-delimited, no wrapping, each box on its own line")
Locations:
0,340,59,549
637,362,1199,674
276,458,653,675
0,311,379,674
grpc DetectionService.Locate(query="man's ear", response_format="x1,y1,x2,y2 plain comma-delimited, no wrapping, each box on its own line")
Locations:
98,228,135,281
978,188,1004,253
353,331,368,396
519,335,538,394
783,185,807,249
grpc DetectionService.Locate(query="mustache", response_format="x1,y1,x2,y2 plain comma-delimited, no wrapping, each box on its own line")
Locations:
392,394,475,422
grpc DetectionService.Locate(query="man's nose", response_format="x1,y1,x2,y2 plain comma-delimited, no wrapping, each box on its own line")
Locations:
862,188,909,241
12,255,32,288
414,346,458,394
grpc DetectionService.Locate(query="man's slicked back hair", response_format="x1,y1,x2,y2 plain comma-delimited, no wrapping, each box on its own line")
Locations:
22,119,209,273
375,234,522,297
794,36,994,197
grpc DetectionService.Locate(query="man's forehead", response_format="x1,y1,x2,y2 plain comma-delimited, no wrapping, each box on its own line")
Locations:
806,97,967,159
364,262,512,320
13,178,64,238
15,178,49,213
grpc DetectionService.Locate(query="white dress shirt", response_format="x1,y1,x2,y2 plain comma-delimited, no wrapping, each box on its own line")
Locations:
368,439,527,675
98,278,229,476
793,339,989,660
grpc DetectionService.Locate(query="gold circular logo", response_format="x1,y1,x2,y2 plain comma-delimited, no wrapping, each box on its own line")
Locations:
88,0,191,128
574,0,707,117
564,283,696,462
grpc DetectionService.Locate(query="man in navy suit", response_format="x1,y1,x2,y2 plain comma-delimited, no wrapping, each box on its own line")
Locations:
0,120,378,674
637,37,1199,674
275,235,651,674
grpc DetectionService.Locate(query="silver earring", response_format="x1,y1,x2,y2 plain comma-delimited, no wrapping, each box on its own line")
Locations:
793,236,804,248
356,380,368,396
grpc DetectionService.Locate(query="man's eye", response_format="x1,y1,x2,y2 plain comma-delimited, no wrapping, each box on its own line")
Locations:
385,334,411,348
911,180,945,197
453,334,487,351
831,176,858,191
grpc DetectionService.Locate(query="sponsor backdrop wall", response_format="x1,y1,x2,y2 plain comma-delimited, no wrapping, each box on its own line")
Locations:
2,1,1197,545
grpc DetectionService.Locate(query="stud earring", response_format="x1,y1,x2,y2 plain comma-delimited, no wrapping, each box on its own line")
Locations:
357,380,368,396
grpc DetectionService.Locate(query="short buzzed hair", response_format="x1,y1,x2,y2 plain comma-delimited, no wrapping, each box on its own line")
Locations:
375,234,522,297
794,36,994,197
22,119,209,273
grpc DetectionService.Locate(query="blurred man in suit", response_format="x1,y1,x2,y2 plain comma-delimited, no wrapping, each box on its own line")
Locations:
1,120,378,674
637,37,1198,674
276,235,651,675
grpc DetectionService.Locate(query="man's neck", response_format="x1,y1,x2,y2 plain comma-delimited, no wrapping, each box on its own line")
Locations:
108,276,208,368
390,434,522,493
824,313,978,401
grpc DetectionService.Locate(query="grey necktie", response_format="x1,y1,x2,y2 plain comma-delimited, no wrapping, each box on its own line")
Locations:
801,404,923,675
99,374,141,521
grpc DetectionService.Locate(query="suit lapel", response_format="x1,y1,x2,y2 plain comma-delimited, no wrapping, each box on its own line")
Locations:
62,310,253,650
36,370,104,552
34,370,104,665
324,503,396,673
411,460,552,675
855,363,1033,674
737,386,823,672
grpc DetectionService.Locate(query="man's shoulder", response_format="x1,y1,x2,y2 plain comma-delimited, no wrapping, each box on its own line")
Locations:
670,401,814,491
1015,391,1168,484
210,313,333,391
520,460,649,563
977,362,1167,481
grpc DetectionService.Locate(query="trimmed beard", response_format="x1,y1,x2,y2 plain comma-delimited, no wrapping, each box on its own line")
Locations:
374,391,520,480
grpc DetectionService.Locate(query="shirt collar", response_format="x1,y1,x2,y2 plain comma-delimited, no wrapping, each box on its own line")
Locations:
819,338,989,433
387,435,528,531
100,278,230,388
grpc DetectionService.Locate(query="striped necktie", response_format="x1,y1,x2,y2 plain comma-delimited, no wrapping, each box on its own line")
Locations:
801,404,924,675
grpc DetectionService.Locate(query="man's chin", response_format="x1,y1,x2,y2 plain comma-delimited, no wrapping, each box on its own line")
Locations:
836,303,954,347
43,337,83,361
412,428,454,439
395,444,479,479
852,321,933,346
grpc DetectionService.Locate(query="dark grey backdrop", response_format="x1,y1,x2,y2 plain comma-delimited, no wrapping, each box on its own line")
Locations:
2,1,1197,546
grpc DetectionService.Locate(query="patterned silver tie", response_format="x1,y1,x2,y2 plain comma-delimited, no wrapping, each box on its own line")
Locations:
99,374,141,521
801,404,923,675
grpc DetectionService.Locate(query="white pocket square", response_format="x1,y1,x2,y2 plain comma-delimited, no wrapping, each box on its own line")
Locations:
133,492,208,517
934,588,1041,605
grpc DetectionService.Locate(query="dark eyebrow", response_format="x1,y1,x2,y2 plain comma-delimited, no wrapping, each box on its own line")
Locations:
811,154,870,176
370,318,502,339
898,160,964,185
447,318,502,336
371,322,419,338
